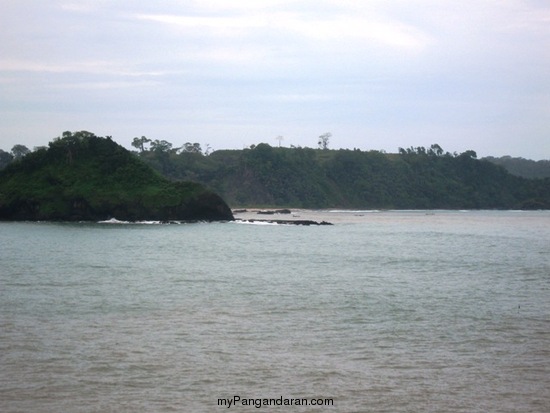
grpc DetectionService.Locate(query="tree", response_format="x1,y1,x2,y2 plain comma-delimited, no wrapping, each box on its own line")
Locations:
132,136,151,152
460,150,477,159
181,142,202,154
11,144,31,160
46,131,97,164
150,139,173,153
0,149,13,169
429,144,444,157
318,132,331,150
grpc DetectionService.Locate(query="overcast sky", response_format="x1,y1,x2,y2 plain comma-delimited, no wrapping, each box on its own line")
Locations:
1,0,549,159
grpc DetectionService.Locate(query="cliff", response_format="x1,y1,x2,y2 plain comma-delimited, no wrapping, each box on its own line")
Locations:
0,132,234,221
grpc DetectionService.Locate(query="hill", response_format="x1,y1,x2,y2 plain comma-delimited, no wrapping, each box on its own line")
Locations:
0,131,234,221
483,156,550,179
138,144,550,209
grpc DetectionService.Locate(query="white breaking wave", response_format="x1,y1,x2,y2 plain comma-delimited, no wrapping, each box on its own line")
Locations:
328,210,381,213
233,220,281,226
97,218,163,225
97,218,130,224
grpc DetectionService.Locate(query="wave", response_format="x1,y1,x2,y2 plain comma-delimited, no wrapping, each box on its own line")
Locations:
97,218,131,224
97,218,163,225
328,210,381,214
232,220,280,226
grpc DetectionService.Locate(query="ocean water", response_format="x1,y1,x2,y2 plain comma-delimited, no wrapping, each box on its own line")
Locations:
1,210,549,412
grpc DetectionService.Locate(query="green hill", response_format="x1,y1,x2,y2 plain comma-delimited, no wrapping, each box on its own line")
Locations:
138,143,550,210
0,131,234,221
484,156,550,179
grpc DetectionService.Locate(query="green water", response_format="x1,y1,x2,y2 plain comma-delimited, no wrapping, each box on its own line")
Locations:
1,210,549,412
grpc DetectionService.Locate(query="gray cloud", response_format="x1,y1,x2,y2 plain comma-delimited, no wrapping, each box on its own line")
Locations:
0,0,548,159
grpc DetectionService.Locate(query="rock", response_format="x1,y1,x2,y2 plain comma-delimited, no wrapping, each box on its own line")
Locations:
257,208,292,215
237,219,332,226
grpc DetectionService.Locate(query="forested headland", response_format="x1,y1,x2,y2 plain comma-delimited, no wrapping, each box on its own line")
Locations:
1,134,549,211
0,132,233,221
131,140,549,209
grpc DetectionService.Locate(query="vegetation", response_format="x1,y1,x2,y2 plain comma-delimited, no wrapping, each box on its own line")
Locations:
2,133,548,212
0,131,233,221
135,143,550,209
483,156,550,179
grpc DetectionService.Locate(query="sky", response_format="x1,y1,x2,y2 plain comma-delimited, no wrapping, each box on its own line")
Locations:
1,0,549,159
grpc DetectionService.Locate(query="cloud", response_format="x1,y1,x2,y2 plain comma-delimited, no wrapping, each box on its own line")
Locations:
0,0,549,159
134,4,433,54
50,80,163,90
0,59,167,77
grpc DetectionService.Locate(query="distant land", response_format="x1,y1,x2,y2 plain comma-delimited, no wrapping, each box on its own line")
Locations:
482,156,550,180
0,132,234,221
1,134,549,212
130,141,550,209
131,142,549,210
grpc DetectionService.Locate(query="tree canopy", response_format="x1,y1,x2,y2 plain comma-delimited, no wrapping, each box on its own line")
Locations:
136,142,550,209
0,131,233,221
2,133,548,211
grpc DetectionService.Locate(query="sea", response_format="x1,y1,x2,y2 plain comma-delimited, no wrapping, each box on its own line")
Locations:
1,210,549,413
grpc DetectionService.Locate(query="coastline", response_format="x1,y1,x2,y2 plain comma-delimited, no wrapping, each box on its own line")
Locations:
232,207,550,225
